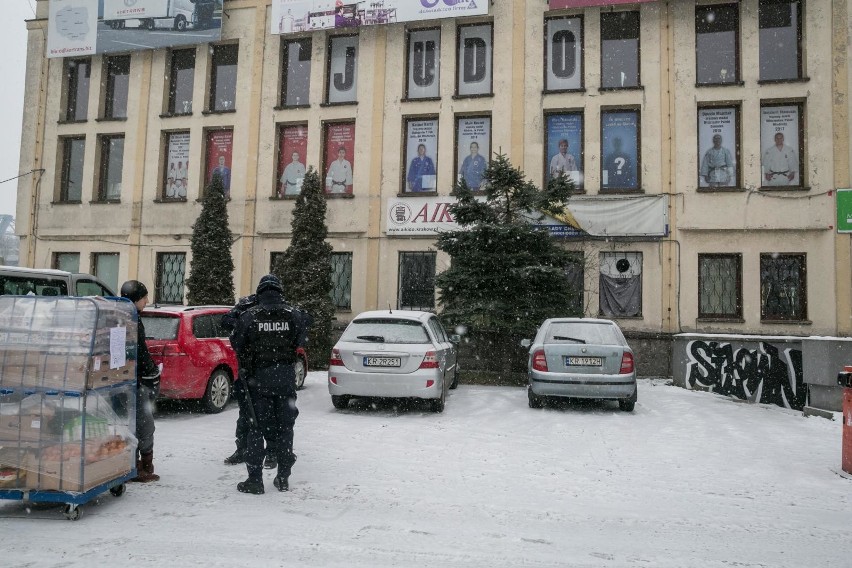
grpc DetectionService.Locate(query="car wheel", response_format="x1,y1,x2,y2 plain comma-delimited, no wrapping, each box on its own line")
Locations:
294,358,306,390
331,395,350,410
528,387,544,409
144,18,155,30
174,15,187,31
203,369,232,414
449,364,459,390
618,399,635,412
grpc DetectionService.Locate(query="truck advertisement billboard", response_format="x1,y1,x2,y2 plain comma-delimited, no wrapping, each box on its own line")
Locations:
271,0,489,35
47,0,223,58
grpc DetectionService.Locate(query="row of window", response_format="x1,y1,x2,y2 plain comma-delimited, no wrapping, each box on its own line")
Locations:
61,0,804,126
51,248,806,321
57,96,807,203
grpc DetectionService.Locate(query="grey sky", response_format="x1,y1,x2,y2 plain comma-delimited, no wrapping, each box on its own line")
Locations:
0,1,34,218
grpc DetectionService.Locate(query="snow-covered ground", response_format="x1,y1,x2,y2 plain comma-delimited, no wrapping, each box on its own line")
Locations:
1,374,850,567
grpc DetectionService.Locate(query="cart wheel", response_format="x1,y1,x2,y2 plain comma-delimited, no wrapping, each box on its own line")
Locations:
63,504,83,521
110,484,126,497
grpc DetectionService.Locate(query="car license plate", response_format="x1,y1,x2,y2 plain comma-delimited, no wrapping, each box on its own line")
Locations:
565,356,602,366
363,356,401,367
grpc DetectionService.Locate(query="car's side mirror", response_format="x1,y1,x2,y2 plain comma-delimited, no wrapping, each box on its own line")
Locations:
520,338,531,348
449,334,461,344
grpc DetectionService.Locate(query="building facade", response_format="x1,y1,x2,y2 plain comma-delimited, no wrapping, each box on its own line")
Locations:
15,0,852,376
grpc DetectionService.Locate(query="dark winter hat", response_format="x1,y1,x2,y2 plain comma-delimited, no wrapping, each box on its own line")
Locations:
257,274,283,294
120,280,149,303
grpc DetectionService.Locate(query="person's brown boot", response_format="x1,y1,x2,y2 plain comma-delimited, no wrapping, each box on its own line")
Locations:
130,452,160,483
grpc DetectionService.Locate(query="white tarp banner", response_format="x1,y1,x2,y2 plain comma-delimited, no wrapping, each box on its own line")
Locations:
385,195,670,237
538,194,670,237
271,0,489,35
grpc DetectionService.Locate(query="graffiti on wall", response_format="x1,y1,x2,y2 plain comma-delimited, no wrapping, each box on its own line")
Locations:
685,340,805,410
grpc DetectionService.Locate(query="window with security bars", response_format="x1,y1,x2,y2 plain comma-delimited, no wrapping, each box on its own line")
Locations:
760,253,806,320
565,252,585,316
156,252,186,304
698,254,742,319
330,252,353,310
398,252,436,311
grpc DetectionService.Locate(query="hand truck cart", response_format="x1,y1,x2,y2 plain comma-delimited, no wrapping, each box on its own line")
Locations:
0,295,139,520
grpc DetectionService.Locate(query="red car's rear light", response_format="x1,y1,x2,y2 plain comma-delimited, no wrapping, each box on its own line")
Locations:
426,380,435,388
329,348,343,367
329,376,338,385
620,352,634,374
162,343,185,356
532,350,548,372
419,351,439,369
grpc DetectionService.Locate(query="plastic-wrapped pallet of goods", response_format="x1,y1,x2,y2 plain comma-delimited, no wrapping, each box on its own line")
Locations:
0,296,137,493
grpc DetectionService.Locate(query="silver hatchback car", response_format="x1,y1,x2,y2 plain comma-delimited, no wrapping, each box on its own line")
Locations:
524,318,637,411
328,310,459,412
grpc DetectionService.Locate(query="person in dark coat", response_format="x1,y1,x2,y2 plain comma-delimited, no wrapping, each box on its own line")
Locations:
221,293,279,469
230,274,310,494
121,280,162,483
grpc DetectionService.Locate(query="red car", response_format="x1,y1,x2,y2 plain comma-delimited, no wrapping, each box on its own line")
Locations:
141,305,309,413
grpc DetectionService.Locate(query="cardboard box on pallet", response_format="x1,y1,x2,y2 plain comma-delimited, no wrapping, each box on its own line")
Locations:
0,412,49,443
37,449,133,492
0,446,36,489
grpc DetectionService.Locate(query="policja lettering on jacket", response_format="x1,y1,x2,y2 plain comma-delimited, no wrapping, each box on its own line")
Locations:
258,321,290,332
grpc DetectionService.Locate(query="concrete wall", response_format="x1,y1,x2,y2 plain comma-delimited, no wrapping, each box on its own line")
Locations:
672,333,806,409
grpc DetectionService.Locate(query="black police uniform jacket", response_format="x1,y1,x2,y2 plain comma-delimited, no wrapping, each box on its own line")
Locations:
231,288,307,394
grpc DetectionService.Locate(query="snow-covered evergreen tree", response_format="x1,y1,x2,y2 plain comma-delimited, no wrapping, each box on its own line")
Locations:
436,153,578,342
273,168,334,369
185,173,235,306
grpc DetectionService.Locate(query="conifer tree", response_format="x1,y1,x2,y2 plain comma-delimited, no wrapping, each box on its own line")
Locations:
273,168,334,369
436,153,578,370
185,173,235,306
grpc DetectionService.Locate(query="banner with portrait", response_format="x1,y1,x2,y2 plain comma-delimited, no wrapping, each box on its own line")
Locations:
324,122,356,195
601,110,639,191
205,129,233,198
164,132,190,199
277,124,309,198
455,116,491,192
271,0,489,35
48,0,223,58
545,113,583,190
760,104,802,187
403,119,439,193
697,107,737,189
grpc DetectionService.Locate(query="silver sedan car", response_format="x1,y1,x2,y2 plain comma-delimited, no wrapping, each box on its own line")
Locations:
328,310,459,412
523,318,637,411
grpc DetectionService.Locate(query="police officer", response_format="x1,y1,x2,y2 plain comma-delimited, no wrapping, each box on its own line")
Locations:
221,293,280,470
230,274,309,494
120,280,162,483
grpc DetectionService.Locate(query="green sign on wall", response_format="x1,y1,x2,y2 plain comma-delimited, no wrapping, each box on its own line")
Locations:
838,189,852,233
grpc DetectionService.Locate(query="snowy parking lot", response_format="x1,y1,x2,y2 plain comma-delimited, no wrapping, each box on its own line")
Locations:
1,374,851,567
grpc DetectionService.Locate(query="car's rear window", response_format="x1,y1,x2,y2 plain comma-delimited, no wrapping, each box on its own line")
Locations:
141,316,180,340
340,318,430,344
544,322,624,346
0,276,68,297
